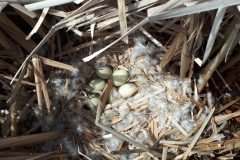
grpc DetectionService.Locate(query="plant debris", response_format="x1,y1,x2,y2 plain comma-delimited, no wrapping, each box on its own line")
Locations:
0,0,240,160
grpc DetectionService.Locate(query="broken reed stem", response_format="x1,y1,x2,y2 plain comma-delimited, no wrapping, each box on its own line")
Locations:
32,56,43,115
180,35,189,79
180,15,195,79
10,62,28,136
128,15,167,51
215,109,240,123
0,74,35,86
117,0,128,44
32,55,53,115
40,56,75,72
216,96,240,113
0,130,64,149
160,33,184,68
38,59,52,115
162,147,168,160
183,108,215,159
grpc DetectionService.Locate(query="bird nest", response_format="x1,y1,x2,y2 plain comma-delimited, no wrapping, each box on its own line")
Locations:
1,1,240,160
86,38,216,159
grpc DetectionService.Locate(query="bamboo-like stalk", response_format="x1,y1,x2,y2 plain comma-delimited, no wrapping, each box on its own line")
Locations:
180,15,196,79
202,7,226,65
0,130,64,149
40,56,75,72
215,109,240,123
0,74,35,86
37,59,52,115
162,147,168,160
32,56,43,115
117,0,128,44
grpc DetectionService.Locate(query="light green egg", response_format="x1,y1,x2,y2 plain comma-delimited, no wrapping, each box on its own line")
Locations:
108,87,121,103
112,69,129,86
96,66,112,79
88,78,106,91
103,109,113,116
118,83,137,98
89,96,100,106
87,95,100,109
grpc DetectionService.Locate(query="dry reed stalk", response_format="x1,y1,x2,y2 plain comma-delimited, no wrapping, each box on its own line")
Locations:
48,8,69,17
148,0,240,21
9,3,37,18
0,151,41,157
117,0,128,44
183,108,215,159
90,144,116,160
32,56,43,115
14,9,47,39
26,7,49,40
0,152,68,160
0,59,18,73
10,61,29,136
202,7,226,65
171,120,188,137
180,15,196,79
180,35,189,79
197,134,224,144
55,31,121,57
37,58,52,115
215,109,240,123
0,29,15,50
216,96,240,113
161,147,168,160
160,33,183,68
82,0,179,62
0,78,11,90
215,70,232,91
0,2,8,11
40,56,75,72
128,16,167,51
220,51,240,72
0,13,36,52
225,109,240,124
0,74,35,86
194,139,240,152
24,151,59,160
157,18,182,34
198,22,240,92
0,130,64,149
166,86,204,108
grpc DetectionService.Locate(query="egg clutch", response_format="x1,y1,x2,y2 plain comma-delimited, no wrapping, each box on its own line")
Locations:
87,66,138,109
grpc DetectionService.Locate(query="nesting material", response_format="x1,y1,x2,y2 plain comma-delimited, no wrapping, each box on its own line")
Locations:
1,1,240,160
96,39,217,159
